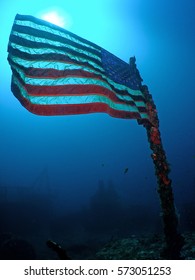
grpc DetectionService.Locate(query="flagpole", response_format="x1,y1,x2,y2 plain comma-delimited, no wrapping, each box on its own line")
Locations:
129,57,184,259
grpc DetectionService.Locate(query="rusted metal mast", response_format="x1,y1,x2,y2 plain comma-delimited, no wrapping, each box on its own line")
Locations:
130,57,184,259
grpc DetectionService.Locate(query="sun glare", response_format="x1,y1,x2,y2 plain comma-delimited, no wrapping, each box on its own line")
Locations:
37,8,72,29
41,11,65,27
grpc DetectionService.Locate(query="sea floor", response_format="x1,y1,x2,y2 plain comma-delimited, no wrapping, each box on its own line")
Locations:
95,232,195,260
33,231,195,260
0,231,194,260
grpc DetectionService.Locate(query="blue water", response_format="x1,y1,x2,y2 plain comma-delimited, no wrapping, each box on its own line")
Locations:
0,0,194,259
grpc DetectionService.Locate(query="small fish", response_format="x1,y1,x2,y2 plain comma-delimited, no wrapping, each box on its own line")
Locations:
124,168,128,174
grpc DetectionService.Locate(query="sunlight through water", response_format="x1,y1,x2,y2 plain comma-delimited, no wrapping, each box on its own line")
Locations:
37,8,72,28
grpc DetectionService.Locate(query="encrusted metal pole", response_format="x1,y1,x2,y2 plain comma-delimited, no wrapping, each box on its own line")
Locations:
129,57,184,259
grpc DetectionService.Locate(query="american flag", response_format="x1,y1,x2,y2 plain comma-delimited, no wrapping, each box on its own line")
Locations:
7,14,149,121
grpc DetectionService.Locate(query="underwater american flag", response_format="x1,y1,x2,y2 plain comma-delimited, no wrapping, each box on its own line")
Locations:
7,14,149,121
